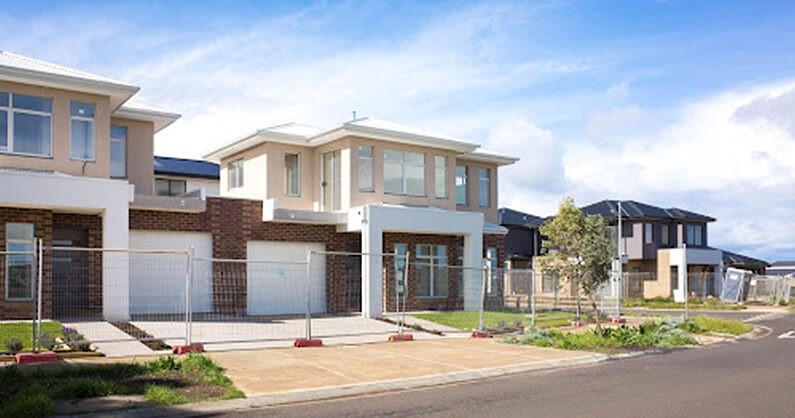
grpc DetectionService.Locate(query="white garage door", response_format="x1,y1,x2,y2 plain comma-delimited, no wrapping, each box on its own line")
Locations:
129,231,213,315
246,241,325,315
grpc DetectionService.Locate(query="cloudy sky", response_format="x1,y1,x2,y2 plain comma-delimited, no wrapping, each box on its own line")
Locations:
3,1,794,261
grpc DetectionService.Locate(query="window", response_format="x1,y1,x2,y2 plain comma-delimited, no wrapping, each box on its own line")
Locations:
542,271,558,294
434,156,446,198
479,168,491,207
6,223,34,301
70,101,95,160
0,92,52,156
358,146,373,192
661,225,669,245
456,165,468,205
228,160,244,189
486,247,499,295
322,150,341,210
416,244,448,297
644,223,653,244
155,178,187,196
394,243,408,298
686,224,703,246
110,125,127,178
285,153,300,196
384,150,424,196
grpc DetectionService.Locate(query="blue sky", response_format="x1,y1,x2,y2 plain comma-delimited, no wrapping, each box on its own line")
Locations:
3,1,795,261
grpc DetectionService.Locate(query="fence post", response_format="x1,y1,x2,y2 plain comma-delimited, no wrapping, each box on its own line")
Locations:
184,246,194,347
478,259,489,333
305,250,313,341
36,238,44,352
530,269,536,327
398,251,411,336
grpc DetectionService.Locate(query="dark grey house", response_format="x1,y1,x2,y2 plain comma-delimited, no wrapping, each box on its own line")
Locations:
497,208,545,269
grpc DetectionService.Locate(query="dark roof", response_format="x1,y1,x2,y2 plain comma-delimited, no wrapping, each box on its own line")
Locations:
154,156,219,179
498,208,545,227
770,261,795,267
580,199,715,223
720,249,769,267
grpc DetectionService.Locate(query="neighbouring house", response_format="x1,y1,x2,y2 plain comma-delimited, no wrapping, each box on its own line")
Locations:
153,156,220,197
518,199,766,302
0,51,517,321
498,207,544,269
204,118,518,317
767,261,795,277
721,250,768,275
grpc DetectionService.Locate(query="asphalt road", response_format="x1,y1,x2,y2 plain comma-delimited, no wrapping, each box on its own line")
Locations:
222,312,794,418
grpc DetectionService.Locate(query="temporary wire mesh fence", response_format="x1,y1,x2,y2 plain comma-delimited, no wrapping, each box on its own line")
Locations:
0,242,38,354
746,275,792,304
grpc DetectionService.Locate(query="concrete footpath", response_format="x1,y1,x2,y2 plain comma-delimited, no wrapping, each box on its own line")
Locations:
69,338,606,417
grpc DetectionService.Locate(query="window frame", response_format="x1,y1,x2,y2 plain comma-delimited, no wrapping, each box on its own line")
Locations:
154,177,187,196
644,223,653,245
383,149,425,196
69,101,95,161
228,159,244,189
661,224,669,245
0,92,53,158
456,165,468,205
5,223,35,301
110,125,127,178
434,155,447,198
478,167,490,207
358,146,374,192
686,224,703,246
284,152,301,197
415,244,448,298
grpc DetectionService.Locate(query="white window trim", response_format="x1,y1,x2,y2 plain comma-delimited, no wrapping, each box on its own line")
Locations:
285,152,301,197
416,244,448,298
70,109,95,162
434,156,447,199
5,223,35,302
110,125,127,178
478,168,490,208
0,93,53,158
384,150,425,197
228,159,244,189
358,146,374,192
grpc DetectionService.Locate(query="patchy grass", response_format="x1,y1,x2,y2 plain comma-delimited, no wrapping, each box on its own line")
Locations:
413,310,576,331
624,297,746,311
0,354,243,417
691,316,753,336
1,321,63,352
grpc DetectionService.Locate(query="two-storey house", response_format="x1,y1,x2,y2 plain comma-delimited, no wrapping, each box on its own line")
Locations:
204,118,517,317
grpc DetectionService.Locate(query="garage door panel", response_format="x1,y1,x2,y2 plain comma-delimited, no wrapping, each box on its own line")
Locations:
247,241,325,315
129,231,213,315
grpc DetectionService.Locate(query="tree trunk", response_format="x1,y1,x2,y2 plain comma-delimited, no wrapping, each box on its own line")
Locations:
589,295,602,336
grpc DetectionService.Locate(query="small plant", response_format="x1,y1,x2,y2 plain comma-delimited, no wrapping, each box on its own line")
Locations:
38,333,57,351
145,355,179,373
4,337,23,354
61,327,91,351
778,299,788,306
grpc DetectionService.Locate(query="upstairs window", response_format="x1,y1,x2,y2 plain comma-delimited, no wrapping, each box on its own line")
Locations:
384,150,424,196
358,146,373,192
6,223,35,301
661,224,670,245
644,223,653,244
686,224,703,246
155,178,187,196
0,92,52,156
285,153,300,196
479,168,490,207
110,126,127,178
456,165,468,205
434,156,447,198
70,101,95,161
228,159,244,189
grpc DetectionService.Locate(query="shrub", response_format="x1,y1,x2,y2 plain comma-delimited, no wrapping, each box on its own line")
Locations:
61,327,91,351
0,385,55,418
503,326,555,346
38,333,57,351
145,355,179,373
4,337,23,354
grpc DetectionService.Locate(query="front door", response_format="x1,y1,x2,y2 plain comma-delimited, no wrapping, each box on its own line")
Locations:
52,228,89,318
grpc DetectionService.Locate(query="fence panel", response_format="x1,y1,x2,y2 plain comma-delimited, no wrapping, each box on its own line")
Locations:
0,243,39,354
747,275,791,304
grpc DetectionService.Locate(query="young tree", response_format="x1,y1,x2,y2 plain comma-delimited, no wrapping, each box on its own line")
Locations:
538,197,615,334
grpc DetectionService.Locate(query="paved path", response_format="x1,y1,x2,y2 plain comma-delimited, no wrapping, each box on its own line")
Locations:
64,321,153,357
219,313,795,418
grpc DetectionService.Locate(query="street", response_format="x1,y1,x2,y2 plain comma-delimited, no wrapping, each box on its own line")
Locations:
223,312,794,418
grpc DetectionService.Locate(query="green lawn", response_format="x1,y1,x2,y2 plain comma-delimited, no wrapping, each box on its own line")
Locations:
0,354,244,417
624,297,746,311
1,321,63,352
692,315,753,336
413,310,575,331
